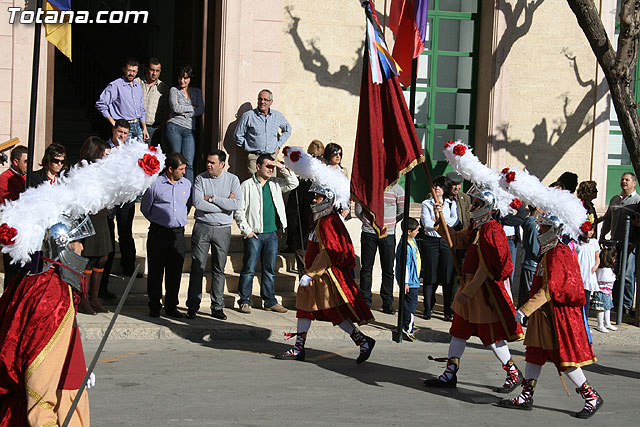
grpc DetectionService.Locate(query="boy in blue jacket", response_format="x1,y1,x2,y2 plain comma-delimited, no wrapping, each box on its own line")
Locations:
396,217,421,341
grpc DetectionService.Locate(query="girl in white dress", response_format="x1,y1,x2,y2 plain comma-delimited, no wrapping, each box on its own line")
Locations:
576,224,600,318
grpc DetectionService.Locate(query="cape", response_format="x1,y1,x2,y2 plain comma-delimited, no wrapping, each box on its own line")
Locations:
0,267,83,425
456,220,523,341
299,212,373,325
528,243,596,368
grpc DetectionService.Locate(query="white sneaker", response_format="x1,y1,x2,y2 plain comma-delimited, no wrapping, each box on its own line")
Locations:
605,323,618,331
596,325,609,333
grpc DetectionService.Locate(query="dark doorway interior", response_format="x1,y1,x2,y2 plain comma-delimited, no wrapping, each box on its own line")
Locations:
52,0,206,165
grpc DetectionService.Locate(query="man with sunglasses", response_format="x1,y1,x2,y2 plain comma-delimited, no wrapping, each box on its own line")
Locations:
233,89,292,176
234,154,298,313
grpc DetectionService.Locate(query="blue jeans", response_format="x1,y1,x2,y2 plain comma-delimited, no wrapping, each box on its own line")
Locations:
163,122,195,183
237,232,278,308
507,238,517,282
147,125,162,147
614,247,636,311
127,121,143,142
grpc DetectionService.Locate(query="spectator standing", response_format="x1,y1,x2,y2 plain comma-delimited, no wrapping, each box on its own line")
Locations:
136,57,169,147
234,89,292,176
29,143,66,187
0,145,27,288
164,65,204,184
592,246,618,332
78,137,113,315
95,58,149,141
556,171,579,194
420,176,456,320
576,222,600,318
323,142,350,219
446,171,471,230
285,140,324,276
600,172,640,315
577,180,599,239
396,217,421,341
186,150,242,320
355,183,404,314
518,205,539,307
99,120,140,303
140,152,191,318
234,154,298,313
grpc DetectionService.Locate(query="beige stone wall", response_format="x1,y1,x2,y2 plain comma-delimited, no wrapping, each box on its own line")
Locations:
217,0,365,178
478,0,615,211
0,1,52,173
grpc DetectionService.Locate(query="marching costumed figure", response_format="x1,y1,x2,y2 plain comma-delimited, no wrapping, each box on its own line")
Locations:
496,167,602,418
275,147,375,363
424,141,524,392
0,140,164,426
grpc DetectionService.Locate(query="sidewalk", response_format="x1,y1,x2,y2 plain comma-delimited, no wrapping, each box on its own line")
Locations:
77,273,640,348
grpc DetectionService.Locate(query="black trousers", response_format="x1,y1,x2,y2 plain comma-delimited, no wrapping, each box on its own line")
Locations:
420,236,454,316
2,253,20,290
359,232,396,308
146,223,185,311
100,202,136,292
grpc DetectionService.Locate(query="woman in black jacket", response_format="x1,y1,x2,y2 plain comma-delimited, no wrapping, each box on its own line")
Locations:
29,143,66,187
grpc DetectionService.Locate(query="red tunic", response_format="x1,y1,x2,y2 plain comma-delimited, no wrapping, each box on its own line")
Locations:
0,168,25,204
524,244,596,370
450,220,523,346
0,267,87,425
297,212,374,325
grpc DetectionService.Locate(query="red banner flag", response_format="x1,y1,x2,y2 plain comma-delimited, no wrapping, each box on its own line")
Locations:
351,3,425,237
389,0,429,87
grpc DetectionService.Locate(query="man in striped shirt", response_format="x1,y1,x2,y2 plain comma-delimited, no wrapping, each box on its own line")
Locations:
355,183,405,314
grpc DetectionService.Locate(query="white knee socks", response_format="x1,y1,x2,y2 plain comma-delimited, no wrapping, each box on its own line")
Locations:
565,367,587,388
338,319,355,335
524,363,542,380
488,340,512,365
448,337,467,359
297,318,312,334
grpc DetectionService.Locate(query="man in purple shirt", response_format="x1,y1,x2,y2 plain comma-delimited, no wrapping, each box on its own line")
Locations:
140,152,191,318
96,58,149,142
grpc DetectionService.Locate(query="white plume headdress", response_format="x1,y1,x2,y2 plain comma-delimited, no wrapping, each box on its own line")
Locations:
443,140,516,216
282,146,350,211
498,166,588,240
0,140,165,265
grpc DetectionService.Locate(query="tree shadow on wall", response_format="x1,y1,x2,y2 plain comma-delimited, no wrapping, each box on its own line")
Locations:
493,0,545,88
494,52,609,180
285,6,364,97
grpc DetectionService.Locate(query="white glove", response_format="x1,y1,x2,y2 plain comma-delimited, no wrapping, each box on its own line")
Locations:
515,309,526,325
299,275,313,287
86,372,96,389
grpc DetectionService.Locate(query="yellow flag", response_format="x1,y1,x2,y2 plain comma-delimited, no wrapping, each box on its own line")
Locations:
44,1,72,61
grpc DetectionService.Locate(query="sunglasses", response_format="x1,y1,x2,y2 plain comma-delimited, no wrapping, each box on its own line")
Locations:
264,165,276,170
331,150,342,156
51,158,65,165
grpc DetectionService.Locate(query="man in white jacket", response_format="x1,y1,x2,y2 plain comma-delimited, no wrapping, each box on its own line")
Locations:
234,154,298,313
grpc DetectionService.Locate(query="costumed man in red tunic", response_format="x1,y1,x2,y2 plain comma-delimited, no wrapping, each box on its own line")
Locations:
276,146,375,363
0,215,96,426
424,185,524,392
498,215,601,417
495,166,602,418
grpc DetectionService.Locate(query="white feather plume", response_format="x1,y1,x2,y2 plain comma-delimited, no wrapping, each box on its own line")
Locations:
0,140,165,265
499,167,587,240
282,146,350,210
443,140,514,216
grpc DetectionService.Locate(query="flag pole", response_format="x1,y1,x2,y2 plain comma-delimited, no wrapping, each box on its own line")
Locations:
395,56,418,343
26,0,45,190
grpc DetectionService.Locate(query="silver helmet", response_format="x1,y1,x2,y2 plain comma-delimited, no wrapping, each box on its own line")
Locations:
535,213,563,254
467,184,496,227
309,183,335,221
43,215,95,292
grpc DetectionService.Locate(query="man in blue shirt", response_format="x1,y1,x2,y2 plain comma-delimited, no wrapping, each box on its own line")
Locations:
96,58,149,142
233,89,292,175
140,152,191,318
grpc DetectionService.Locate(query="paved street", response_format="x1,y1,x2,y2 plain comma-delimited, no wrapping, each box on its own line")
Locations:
84,339,640,426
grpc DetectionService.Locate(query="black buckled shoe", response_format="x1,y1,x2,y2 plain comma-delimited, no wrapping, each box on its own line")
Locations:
574,382,603,419
424,357,459,388
185,309,197,319
497,379,536,411
356,336,376,364
275,349,305,361
494,360,522,393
